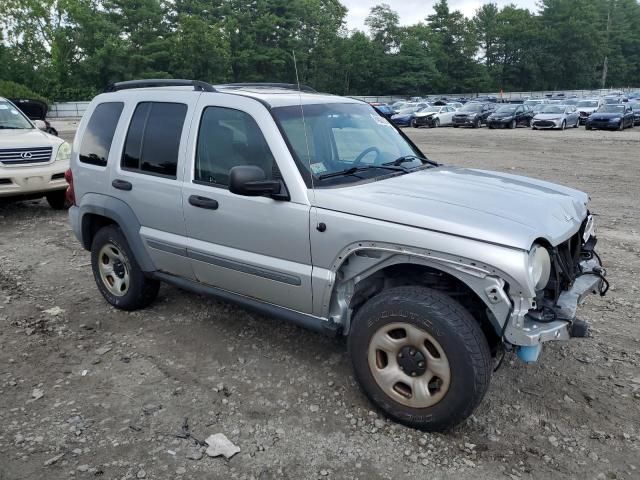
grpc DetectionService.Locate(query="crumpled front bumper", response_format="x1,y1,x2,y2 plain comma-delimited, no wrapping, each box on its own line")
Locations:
504,257,605,347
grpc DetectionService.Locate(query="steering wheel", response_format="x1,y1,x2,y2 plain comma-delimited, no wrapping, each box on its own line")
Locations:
352,146,382,166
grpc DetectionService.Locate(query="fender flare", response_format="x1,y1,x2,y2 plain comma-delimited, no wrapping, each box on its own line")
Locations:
77,193,156,272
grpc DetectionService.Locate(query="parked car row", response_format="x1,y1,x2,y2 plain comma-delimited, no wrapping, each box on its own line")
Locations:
371,96,638,132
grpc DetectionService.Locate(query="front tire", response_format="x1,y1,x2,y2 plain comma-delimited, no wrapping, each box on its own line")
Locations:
560,120,566,131
91,225,160,311
348,286,491,432
509,119,516,129
46,190,69,210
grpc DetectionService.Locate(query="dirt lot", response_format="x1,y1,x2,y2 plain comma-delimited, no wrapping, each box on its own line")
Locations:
1,123,639,480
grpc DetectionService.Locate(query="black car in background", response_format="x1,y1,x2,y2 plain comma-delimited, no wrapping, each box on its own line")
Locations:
585,104,635,130
452,102,496,128
8,98,58,136
486,104,534,129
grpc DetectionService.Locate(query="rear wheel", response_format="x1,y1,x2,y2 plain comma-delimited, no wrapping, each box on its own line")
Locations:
91,225,160,310
348,286,491,431
46,190,68,210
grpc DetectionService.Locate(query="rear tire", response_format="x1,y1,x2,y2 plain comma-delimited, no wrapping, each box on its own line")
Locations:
348,286,492,432
91,225,160,311
46,190,69,210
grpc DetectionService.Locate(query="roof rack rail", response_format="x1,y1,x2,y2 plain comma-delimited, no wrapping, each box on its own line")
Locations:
104,79,216,93
217,83,317,93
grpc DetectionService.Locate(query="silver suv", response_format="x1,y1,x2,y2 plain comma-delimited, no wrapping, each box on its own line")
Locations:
68,80,607,431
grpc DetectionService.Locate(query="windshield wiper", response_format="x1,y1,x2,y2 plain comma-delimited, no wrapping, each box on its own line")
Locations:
383,154,435,167
317,164,409,181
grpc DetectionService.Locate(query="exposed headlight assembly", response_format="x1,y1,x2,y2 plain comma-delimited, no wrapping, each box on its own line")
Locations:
610,117,621,122
56,141,71,162
528,243,551,291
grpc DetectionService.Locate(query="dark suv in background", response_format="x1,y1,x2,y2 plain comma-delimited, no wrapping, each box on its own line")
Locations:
452,102,496,128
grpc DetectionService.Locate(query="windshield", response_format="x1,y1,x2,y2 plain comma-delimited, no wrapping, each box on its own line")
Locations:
0,101,34,130
604,97,620,104
577,100,598,108
524,100,542,106
460,103,482,112
272,103,423,187
422,107,442,113
495,105,517,113
598,104,625,113
540,105,566,114
630,103,640,111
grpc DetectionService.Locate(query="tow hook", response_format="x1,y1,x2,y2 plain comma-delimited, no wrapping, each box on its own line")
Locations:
569,319,590,338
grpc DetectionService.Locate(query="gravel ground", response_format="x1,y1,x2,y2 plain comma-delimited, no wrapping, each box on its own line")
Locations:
1,122,639,480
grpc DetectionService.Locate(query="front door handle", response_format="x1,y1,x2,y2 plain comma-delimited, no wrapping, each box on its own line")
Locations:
188,195,218,210
112,179,132,191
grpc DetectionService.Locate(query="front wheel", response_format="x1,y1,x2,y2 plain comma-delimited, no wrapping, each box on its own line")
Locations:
348,286,491,432
91,225,160,310
410,118,418,128
619,120,624,131
560,120,566,131
433,118,440,128
509,119,516,129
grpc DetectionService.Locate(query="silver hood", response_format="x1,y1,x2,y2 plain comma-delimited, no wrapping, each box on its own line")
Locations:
534,113,565,120
313,166,589,250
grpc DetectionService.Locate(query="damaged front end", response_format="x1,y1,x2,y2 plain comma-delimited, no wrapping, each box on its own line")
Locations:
504,214,608,361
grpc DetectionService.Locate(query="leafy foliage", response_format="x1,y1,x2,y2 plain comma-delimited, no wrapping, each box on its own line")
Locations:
0,0,638,100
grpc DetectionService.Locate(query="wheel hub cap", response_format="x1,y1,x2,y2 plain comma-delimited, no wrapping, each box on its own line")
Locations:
397,346,427,377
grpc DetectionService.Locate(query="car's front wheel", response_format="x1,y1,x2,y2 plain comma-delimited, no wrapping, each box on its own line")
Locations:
46,190,69,210
91,225,160,310
348,286,491,432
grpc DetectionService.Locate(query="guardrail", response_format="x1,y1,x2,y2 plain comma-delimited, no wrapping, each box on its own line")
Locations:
48,102,90,118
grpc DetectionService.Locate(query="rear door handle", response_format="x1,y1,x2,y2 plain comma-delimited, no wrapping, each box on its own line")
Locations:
112,179,133,191
188,195,218,210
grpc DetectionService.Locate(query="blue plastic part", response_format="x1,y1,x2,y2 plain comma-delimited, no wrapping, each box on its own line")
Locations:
517,344,542,363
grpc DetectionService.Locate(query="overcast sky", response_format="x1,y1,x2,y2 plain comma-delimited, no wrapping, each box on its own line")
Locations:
342,0,539,31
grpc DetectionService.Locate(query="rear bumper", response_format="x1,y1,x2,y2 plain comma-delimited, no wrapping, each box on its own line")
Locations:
504,256,605,347
0,160,69,197
68,205,83,244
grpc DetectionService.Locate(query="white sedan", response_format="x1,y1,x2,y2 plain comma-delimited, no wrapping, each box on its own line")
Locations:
411,105,457,128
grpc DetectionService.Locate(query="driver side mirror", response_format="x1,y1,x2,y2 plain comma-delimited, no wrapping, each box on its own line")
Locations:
229,165,288,200
34,120,47,130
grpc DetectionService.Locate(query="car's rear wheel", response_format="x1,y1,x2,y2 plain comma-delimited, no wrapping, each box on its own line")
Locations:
348,286,491,431
46,190,69,210
91,225,160,310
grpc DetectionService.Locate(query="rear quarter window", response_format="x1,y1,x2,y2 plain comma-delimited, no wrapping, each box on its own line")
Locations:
79,102,124,166
121,102,187,178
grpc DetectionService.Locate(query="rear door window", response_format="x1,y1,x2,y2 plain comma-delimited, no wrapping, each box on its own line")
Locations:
79,102,124,166
122,102,187,178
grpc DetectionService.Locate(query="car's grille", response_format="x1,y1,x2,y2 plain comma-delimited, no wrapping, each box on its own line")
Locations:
0,147,53,166
590,120,611,128
533,120,555,128
579,111,590,117
544,216,590,301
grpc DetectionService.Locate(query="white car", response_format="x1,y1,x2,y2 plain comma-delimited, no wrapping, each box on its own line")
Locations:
411,105,457,127
0,97,70,209
576,98,604,125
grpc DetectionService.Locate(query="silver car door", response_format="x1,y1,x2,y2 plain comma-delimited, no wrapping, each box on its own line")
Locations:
109,91,199,279
181,94,314,313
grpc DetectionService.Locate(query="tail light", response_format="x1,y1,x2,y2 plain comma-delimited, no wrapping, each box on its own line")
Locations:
64,168,76,206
